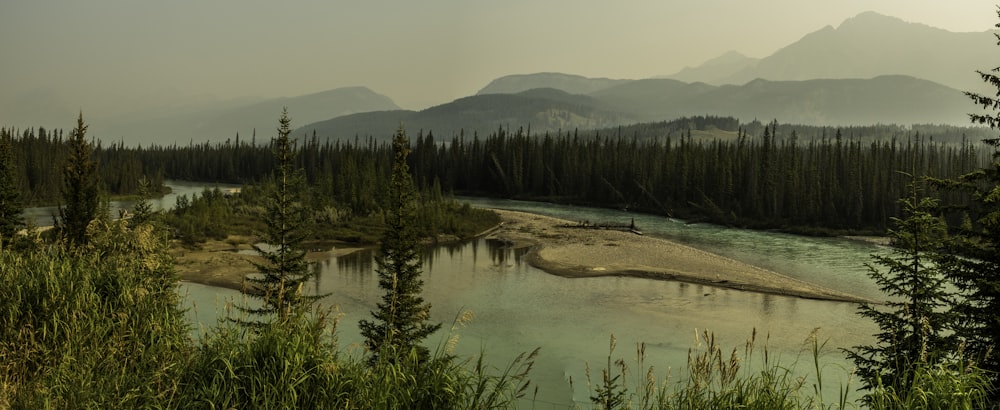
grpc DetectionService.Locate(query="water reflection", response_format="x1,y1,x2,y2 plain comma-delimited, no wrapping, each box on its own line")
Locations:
335,248,374,277
255,236,872,408
179,198,879,408
22,180,241,227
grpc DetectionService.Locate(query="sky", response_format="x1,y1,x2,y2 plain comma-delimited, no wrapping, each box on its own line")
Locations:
1,1,997,129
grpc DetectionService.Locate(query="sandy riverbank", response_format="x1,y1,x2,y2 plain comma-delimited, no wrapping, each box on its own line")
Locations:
173,209,872,303
171,236,367,291
485,209,873,303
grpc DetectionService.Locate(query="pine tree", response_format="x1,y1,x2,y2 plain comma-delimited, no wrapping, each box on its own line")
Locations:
359,125,441,364
937,7,1000,393
846,181,956,398
236,108,321,327
59,112,100,247
130,176,155,227
0,127,23,247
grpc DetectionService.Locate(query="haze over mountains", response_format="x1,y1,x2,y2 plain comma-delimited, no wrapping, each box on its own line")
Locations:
6,11,993,145
662,11,991,92
288,12,1000,142
102,87,400,145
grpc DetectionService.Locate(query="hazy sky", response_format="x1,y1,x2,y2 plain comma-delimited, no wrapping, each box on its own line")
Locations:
1,1,997,127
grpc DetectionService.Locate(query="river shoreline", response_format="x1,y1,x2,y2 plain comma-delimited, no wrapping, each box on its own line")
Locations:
174,208,874,304
485,209,874,304
171,236,369,291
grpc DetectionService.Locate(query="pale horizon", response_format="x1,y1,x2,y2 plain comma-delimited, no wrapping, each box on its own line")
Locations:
1,1,997,132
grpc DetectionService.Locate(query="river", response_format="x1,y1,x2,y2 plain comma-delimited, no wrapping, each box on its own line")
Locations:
178,196,883,408
20,180,239,227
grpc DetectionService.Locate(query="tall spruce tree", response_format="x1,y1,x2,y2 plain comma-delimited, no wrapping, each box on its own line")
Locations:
943,6,1000,392
59,112,100,247
236,108,320,327
359,125,441,364
130,176,155,228
846,181,956,397
0,127,23,247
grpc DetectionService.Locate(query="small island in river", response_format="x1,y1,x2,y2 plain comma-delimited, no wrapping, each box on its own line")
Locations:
174,208,873,304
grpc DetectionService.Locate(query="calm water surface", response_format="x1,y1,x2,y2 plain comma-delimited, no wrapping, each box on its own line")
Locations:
22,180,238,227
180,198,883,408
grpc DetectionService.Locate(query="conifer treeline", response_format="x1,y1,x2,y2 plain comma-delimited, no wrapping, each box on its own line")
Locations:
7,120,986,233
415,124,982,232
587,116,991,144
144,124,986,232
2,126,166,205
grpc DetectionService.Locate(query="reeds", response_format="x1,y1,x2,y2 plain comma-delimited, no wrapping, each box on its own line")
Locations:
0,219,537,409
864,357,990,410
583,329,855,410
0,221,189,408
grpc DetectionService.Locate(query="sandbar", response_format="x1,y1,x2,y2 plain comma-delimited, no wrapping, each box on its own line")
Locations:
173,209,873,304
484,209,873,304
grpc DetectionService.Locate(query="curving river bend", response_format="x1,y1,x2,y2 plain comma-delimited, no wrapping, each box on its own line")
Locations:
179,195,883,408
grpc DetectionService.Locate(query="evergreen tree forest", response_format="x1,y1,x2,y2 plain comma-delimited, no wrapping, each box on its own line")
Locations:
1,124,167,206
6,118,989,236
74,121,981,235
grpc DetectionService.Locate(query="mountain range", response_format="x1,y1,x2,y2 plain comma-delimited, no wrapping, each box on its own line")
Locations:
13,11,992,145
105,87,400,145
662,11,993,93
292,12,994,141
292,75,968,140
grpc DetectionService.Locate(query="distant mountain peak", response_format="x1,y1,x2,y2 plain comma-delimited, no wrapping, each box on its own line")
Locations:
837,10,945,33
840,11,901,25
703,50,753,66
477,73,630,96
661,51,759,85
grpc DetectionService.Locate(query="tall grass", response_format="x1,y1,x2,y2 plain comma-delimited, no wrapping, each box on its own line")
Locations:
581,330,854,410
0,218,536,409
0,220,189,408
865,358,990,410
179,306,537,409
581,329,994,409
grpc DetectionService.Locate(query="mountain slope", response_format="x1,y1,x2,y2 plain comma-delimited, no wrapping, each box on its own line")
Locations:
688,75,968,125
590,75,967,126
477,72,630,95
295,88,634,141
663,51,760,84
589,79,718,121
105,87,400,145
298,75,969,142
723,12,993,93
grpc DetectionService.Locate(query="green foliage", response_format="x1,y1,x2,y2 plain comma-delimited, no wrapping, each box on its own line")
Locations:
580,330,853,410
0,232,533,409
846,182,958,397
0,127,23,247
359,125,442,365
0,125,167,207
36,115,973,235
179,308,342,408
0,218,188,408
865,359,991,410
58,112,100,247
130,175,156,227
165,188,257,246
237,108,325,327
1,187,529,409
933,6,1000,396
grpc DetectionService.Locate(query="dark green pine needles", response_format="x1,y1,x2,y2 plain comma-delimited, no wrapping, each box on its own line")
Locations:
235,108,325,328
359,125,442,365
